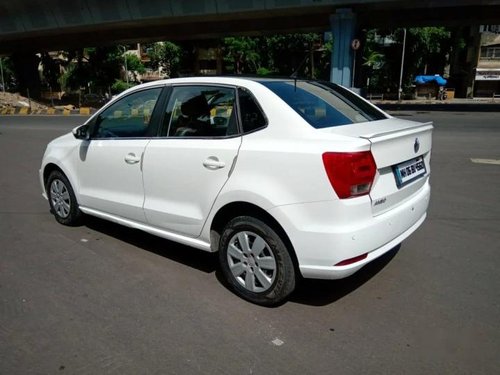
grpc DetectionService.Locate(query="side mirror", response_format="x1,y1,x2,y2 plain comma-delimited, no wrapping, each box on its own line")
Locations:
73,124,90,140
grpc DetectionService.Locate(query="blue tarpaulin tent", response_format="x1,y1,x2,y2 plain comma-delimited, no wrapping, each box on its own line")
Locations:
415,75,447,86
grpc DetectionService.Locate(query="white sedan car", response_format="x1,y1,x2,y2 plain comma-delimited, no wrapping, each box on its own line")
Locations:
40,77,432,305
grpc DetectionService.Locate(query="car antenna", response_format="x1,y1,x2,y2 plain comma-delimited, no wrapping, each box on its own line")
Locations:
290,53,309,91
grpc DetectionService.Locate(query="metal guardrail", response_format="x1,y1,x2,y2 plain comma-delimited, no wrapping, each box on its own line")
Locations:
368,93,384,100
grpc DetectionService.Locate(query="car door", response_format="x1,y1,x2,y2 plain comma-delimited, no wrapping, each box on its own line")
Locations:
77,87,164,222
142,85,241,237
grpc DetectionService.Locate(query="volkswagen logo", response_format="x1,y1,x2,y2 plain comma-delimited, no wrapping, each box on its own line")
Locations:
414,138,420,153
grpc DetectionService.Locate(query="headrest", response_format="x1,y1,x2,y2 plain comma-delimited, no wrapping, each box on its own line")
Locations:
181,94,209,118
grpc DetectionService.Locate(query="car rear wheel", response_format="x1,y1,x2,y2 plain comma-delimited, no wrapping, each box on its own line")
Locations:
47,170,83,226
219,216,296,306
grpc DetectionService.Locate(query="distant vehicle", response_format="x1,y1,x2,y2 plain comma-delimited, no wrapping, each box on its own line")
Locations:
414,75,447,86
40,77,432,305
437,86,448,101
414,75,448,100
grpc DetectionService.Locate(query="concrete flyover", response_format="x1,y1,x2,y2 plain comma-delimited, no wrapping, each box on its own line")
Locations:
2,0,500,54
1,0,500,88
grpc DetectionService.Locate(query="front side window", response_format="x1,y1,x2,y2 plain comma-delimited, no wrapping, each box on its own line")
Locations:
162,86,237,137
261,80,387,128
93,88,162,138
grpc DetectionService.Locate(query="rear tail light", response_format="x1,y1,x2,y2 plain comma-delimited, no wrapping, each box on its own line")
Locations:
322,151,377,199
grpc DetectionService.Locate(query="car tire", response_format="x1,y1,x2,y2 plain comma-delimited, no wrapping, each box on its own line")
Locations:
219,216,296,306
46,170,83,226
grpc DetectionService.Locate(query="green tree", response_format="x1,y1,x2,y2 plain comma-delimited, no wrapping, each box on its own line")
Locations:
362,27,454,96
40,52,63,90
223,37,261,74
59,46,125,92
362,35,386,93
91,46,123,88
59,63,81,91
0,56,16,91
398,27,452,86
111,79,135,94
146,41,182,77
363,50,385,70
221,33,330,79
11,52,41,97
264,33,321,77
125,54,146,82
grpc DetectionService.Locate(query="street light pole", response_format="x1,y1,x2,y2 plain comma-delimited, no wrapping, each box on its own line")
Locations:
124,54,129,86
120,46,129,85
398,28,407,102
0,58,5,93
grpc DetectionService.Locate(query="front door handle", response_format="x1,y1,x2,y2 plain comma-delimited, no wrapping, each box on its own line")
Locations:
124,153,141,164
203,156,226,170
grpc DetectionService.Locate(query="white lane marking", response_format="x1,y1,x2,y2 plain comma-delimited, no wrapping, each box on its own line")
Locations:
470,158,500,165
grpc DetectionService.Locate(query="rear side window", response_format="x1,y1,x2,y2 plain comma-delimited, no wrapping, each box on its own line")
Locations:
261,80,387,128
237,87,267,133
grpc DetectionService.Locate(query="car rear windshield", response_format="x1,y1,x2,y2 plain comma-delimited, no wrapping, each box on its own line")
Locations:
261,80,387,128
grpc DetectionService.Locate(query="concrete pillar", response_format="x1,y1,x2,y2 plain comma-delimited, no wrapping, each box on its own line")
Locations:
466,26,481,98
11,52,41,98
330,8,356,87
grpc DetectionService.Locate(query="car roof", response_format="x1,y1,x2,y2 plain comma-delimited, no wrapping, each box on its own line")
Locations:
136,76,310,89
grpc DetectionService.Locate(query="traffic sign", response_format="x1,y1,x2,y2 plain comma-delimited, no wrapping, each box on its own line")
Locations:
351,39,361,50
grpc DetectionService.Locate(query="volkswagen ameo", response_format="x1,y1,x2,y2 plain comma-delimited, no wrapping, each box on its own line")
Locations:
40,77,432,305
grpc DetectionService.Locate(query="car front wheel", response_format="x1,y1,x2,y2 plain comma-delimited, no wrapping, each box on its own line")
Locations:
46,170,83,226
219,216,296,306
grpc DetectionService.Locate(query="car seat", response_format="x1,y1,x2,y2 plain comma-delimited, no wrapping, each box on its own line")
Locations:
175,95,211,137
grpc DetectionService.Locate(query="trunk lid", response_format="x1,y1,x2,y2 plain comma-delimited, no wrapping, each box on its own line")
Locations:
321,118,433,215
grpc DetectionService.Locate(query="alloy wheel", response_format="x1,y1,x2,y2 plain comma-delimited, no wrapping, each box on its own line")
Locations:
50,179,71,218
227,231,277,293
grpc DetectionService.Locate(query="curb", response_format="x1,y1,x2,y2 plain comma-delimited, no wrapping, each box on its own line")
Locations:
372,101,500,112
0,107,96,116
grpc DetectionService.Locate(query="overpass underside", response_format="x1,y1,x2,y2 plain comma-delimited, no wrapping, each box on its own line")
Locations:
1,1,500,53
1,0,500,93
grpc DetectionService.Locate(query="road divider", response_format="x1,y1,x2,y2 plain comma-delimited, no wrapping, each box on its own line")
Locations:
0,107,96,116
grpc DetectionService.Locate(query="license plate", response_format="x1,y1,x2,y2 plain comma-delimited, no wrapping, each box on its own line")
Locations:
393,156,427,188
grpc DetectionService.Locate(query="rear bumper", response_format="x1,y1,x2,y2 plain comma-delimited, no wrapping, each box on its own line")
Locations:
268,180,430,279
297,212,426,279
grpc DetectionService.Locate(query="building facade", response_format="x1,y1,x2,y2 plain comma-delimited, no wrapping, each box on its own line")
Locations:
474,26,500,97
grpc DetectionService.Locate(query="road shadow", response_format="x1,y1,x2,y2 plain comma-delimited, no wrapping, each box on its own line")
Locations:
84,216,218,274
83,216,399,307
289,245,400,307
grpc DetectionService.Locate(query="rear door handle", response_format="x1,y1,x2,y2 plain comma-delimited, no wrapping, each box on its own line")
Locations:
124,153,141,164
203,157,226,170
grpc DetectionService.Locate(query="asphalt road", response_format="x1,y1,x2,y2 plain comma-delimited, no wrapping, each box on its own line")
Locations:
0,112,499,374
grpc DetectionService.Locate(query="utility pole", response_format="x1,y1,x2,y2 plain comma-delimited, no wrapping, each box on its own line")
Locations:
398,28,407,102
